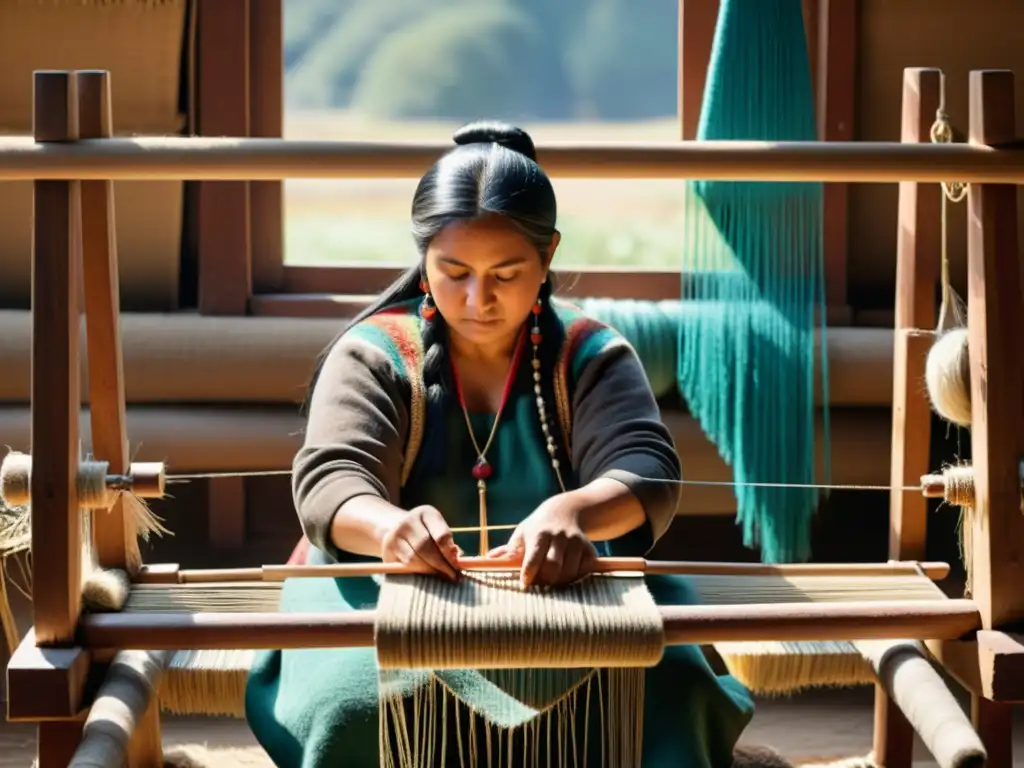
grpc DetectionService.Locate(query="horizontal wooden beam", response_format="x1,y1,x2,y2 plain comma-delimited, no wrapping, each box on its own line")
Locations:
249,292,854,327
1,137,1023,183
76,600,980,650
977,630,1024,703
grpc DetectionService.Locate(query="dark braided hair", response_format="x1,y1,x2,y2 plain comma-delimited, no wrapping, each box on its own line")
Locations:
305,120,561,423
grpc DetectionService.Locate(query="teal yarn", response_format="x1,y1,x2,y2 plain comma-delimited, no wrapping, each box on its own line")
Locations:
677,0,831,563
575,298,681,398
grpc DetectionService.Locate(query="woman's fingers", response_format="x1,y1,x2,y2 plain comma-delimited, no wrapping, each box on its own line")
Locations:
537,536,568,586
390,536,434,575
405,528,459,581
420,506,460,569
520,531,552,588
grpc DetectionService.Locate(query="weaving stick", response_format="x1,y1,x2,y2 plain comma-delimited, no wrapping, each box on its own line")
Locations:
132,559,952,584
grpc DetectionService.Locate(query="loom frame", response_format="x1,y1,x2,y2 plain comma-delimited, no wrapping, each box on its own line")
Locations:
874,67,1024,768
4,67,1023,767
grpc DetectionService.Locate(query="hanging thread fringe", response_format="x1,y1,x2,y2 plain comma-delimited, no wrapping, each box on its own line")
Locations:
678,0,829,565
373,571,662,768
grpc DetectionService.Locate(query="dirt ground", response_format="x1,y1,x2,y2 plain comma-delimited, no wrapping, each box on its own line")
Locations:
3,686,1022,767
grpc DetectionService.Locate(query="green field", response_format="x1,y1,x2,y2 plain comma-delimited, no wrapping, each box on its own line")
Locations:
282,112,712,271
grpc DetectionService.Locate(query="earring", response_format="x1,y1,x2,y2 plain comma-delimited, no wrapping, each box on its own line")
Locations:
529,296,542,346
419,280,437,320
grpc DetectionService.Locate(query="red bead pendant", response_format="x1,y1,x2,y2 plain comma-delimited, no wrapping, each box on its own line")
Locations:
472,458,493,480
530,332,542,345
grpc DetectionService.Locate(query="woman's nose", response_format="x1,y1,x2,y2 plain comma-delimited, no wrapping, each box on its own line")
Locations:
465,276,496,310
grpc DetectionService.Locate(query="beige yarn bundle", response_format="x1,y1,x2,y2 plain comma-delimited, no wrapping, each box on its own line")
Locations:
925,327,972,428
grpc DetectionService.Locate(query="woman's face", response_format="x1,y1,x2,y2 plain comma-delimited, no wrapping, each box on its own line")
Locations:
425,215,558,354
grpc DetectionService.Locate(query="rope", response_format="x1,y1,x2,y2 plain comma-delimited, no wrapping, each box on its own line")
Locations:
928,69,968,334
163,469,926,494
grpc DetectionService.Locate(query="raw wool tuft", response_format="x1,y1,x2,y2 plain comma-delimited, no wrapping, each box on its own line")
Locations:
925,327,972,427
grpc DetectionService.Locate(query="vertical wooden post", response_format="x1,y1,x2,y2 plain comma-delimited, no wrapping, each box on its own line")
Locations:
77,68,166,768
30,70,83,647
249,0,284,293
965,68,1024,763
874,68,943,768
816,0,857,313
888,67,942,563
196,0,252,315
77,70,130,572
678,0,719,141
31,69,87,767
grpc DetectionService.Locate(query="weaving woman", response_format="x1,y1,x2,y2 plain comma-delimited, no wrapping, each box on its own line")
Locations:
245,122,761,767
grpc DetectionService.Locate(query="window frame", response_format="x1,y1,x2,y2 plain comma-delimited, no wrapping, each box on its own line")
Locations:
192,0,854,322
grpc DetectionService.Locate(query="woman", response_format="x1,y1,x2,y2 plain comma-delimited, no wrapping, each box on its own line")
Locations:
245,121,761,767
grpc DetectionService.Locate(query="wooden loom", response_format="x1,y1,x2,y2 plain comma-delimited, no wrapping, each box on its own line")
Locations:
1,67,1022,768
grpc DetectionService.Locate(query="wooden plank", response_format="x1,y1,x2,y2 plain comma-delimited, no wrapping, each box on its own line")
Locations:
5,629,90,721
877,67,943,768
977,630,1024,703
197,0,252,315
249,0,284,294
966,69,1024,765
30,70,84,646
965,70,1024,631
78,75,165,764
37,720,85,768
816,0,857,310
971,695,1013,767
872,692,914,768
888,68,942,562
77,70,131,572
249,291,854,327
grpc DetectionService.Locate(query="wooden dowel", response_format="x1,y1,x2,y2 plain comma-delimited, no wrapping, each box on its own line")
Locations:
920,474,947,498
76,599,981,651
1,136,1023,183
133,559,951,584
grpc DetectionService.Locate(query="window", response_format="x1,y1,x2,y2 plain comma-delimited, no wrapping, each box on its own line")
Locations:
194,0,851,317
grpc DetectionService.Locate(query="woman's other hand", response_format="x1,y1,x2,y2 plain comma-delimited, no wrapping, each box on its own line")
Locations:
488,495,598,588
380,505,461,581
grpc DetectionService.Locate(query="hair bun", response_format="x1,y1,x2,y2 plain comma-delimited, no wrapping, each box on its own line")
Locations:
453,121,537,162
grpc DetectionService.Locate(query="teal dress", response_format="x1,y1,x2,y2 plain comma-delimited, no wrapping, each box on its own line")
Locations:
245,300,755,767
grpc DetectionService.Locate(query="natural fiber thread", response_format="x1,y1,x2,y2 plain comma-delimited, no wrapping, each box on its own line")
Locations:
942,465,975,508
83,567,130,612
0,450,117,508
0,450,170,575
925,328,972,428
856,640,985,768
375,572,662,768
0,558,20,654
375,572,665,671
100,571,951,719
68,649,173,768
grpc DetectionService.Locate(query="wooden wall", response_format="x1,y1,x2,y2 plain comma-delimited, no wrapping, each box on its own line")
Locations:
849,0,1024,309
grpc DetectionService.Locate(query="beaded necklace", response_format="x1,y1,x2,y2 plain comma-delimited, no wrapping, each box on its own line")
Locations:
449,298,567,554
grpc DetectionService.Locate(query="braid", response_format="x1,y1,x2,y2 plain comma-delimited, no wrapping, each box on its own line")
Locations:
419,301,450,407
534,276,574,474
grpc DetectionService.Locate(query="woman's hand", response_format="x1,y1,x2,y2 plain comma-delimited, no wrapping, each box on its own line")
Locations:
380,505,461,581
488,495,599,588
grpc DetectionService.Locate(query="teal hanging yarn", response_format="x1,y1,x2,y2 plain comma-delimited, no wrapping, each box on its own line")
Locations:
675,0,831,563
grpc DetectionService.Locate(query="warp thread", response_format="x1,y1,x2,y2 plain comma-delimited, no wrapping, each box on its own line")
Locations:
374,571,664,768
